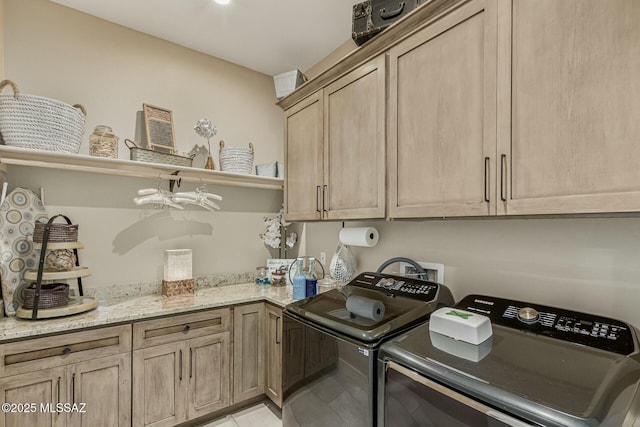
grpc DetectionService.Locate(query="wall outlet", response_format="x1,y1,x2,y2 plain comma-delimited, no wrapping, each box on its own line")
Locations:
400,261,445,284
320,252,326,266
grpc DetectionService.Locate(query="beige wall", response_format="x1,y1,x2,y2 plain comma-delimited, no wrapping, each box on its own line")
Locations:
2,0,285,288
5,0,282,163
305,218,640,327
0,0,4,80
304,39,357,80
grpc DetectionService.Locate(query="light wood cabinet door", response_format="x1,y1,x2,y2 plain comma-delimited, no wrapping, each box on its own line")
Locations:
186,332,230,419
67,353,131,427
264,304,282,407
497,0,640,215
233,303,264,404
132,342,186,427
0,367,66,427
388,0,498,218
323,55,386,220
284,91,324,221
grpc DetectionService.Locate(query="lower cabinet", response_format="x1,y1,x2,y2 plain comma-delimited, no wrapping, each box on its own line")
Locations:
0,325,132,427
232,303,265,404
187,333,230,418
132,309,231,427
264,304,282,407
0,366,67,427
67,353,131,427
0,302,284,427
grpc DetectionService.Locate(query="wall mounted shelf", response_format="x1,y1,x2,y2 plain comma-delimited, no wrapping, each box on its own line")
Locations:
0,145,284,191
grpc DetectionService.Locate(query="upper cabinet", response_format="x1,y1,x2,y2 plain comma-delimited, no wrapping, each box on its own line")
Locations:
324,56,386,220
497,0,640,215
388,0,497,218
284,92,324,221
282,0,640,220
284,56,386,221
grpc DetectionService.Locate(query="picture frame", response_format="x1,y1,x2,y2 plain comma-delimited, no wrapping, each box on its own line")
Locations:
143,103,176,154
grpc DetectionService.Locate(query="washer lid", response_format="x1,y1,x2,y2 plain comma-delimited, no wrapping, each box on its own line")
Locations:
285,272,444,343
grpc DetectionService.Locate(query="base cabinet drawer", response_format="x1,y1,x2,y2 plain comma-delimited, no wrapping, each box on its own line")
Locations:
0,325,132,378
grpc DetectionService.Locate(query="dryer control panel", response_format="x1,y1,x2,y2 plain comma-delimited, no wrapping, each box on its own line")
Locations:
456,294,635,355
349,272,439,302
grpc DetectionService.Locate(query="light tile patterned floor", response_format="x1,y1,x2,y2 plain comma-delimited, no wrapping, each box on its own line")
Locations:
201,403,282,427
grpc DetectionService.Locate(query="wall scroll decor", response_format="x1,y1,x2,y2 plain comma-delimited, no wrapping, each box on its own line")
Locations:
143,103,176,153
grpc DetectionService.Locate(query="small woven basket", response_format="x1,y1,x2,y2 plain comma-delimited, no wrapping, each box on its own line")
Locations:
219,140,254,174
162,279,194,297
33,221,79,243
0,80,86,154
22,283,69,309
125,139,194,167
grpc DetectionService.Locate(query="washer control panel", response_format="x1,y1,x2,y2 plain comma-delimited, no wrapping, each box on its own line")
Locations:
349,272,439,302
456,294,634,355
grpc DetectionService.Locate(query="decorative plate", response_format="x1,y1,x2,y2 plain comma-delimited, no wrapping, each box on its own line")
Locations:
0,188,48,316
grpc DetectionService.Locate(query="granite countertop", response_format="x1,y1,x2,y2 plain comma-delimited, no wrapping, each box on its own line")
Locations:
0,283,293,342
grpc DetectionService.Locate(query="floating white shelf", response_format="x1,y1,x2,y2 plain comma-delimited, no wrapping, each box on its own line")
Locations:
0,145,284,190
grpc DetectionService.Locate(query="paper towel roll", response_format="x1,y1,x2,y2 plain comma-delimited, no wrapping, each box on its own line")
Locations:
346,295,385,322
339,227,379,247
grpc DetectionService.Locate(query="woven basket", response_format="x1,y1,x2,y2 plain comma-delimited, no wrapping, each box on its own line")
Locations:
33,221,79,243
219,140,254,174
0,80,86,154
162,279,194,297
125,139,194,167
22,283,69,309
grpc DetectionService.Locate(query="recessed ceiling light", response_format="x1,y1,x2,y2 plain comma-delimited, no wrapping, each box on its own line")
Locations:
215,0,230,4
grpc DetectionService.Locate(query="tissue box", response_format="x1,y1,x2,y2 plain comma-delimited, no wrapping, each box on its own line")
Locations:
429,307,492,345
273,70,306,98
430,330,492,362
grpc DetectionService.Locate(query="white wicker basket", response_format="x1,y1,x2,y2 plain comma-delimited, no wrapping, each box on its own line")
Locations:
0,80,86,154
219,140,254,174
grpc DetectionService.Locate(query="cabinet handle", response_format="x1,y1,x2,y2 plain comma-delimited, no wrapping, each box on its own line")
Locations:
276,316,281,344
316,186,321,213
500,154,507,202
71,373,75,404
183,324,190,333
189,348,193,379
62,346,71,355
56,376,61,406
322,185,328,213
484,157,490,203
179,349,183,381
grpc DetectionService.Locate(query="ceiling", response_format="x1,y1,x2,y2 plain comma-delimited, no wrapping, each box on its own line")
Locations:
51,0,357,76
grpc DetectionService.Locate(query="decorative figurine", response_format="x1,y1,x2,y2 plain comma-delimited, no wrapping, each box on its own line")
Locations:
193,118,217,170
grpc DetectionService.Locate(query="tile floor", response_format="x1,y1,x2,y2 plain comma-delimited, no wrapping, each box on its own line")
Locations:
201,402,282,427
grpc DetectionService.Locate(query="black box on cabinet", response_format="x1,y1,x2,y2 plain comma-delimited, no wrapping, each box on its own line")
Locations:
352,0,425,46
